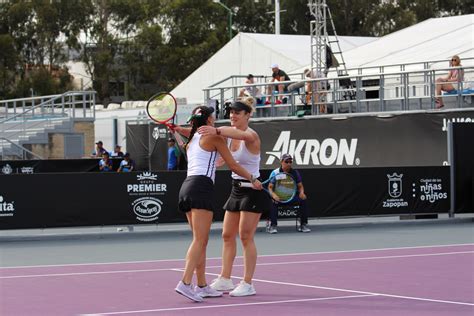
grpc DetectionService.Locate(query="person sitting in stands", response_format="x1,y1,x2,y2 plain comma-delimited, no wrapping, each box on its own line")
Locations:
92,141,108,158
99,152,113,172
266,64,290,104
239,74,263,104
117,153,135,172
435,55,464,109
111,145,124,157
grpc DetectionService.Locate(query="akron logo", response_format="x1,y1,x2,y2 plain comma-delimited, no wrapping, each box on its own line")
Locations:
132,197,162,222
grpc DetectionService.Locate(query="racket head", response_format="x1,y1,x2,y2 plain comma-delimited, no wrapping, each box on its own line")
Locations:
268,172,297,203
146,92,177,124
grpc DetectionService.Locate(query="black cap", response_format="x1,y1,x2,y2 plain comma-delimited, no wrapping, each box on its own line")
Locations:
280,153,292,161
124,152,130,157
187,106,215,123
96,141,103,145
230,101,251,113
246,74,254,79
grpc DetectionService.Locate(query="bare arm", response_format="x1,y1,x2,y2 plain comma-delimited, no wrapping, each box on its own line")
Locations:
198,126,257,142
212,136,262,190
173,125,192,138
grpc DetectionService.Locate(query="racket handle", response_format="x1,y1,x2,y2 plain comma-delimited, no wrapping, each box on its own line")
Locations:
239,182,253,188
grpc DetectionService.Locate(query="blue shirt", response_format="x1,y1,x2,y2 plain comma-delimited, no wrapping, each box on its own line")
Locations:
167,146,179,170
99,159,113,172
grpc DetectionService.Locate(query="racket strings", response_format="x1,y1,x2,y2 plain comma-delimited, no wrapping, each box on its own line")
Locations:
273,177,297,202
148,94,176,122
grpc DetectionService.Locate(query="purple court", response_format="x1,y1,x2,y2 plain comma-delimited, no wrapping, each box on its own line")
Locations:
1,244,473,315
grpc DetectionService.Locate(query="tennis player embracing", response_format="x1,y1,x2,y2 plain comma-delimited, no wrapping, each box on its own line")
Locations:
198,97,272,297
174,105,261,302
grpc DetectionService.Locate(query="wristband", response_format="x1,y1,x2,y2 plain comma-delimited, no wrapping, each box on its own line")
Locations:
250,175,257,183
216,127,221,135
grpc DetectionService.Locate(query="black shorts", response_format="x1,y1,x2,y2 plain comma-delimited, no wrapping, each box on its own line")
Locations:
178,175,215,213
223,179,272,214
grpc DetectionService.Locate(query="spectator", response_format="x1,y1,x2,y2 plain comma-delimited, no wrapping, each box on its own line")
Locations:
267,154,311,234
117,153,135,172
92,141,108,158
304,68,328,113
99,152,113,172
435,55,464,109
167,138,180,171
266,64,291,104
111,145,124,157
239,74,263,104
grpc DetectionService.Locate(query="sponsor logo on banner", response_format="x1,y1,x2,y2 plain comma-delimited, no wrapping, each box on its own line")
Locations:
383,173,408,208
127,172,167,222
132,197,162,222
265,131,359,166
412,178,448,203
0,195,15,216
152,127,168,140
442,117,473,132
1,164,13,175
20,167,34,174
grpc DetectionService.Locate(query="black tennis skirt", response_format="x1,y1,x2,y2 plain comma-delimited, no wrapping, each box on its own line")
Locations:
178,175,216,213
223,179,272,214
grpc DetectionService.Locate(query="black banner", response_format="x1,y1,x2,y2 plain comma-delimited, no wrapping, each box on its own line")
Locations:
451,123,474,213
0,158,124,175
0,167,450,230
131,109,474,171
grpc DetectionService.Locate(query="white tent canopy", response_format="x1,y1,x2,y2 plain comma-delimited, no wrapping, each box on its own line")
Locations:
293,14,474,75
171,32,376,103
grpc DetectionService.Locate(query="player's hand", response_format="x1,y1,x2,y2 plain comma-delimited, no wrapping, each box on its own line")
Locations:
272,193,281,202
168,123,177,132
252,179,262,190
197,125,216,136
216,157,225,167
299,192,307,200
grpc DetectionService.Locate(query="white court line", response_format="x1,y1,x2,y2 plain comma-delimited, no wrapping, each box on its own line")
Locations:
2,242,473,269
204,250,474,269
0,268,175,279
81,294,377,315
2,250,473,279
202,271,474,307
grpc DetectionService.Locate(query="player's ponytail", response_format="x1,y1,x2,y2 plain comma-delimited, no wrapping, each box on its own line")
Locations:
185,106,214,150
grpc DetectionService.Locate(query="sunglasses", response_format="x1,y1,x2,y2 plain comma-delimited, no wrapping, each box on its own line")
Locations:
284,159,293,163
451,59,458,62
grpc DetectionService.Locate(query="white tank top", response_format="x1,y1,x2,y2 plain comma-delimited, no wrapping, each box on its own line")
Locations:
229,136,260,180
186,133,219,182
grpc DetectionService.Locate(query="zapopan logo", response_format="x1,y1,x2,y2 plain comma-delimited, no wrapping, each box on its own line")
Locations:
387,173,403,198
265,131,359,166
132,197,162,222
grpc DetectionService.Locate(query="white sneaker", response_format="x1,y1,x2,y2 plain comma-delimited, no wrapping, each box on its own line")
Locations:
229,281,256,297
268,225,278,234
175,281,203,302
298,224,311,233
210,276,235,291
195,285,223,298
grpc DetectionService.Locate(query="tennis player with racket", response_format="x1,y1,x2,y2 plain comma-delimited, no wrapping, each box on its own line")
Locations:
198,96,271,297
267,154,311,234
174,105,262,302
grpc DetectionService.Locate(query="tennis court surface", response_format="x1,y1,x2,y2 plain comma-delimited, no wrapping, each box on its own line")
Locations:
1,243,473,315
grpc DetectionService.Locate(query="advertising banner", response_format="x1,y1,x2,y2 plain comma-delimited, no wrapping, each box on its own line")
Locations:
0,167,449,230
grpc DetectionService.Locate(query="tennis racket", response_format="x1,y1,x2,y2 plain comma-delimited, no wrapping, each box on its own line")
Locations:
238,172,297,204
146,92,186,147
